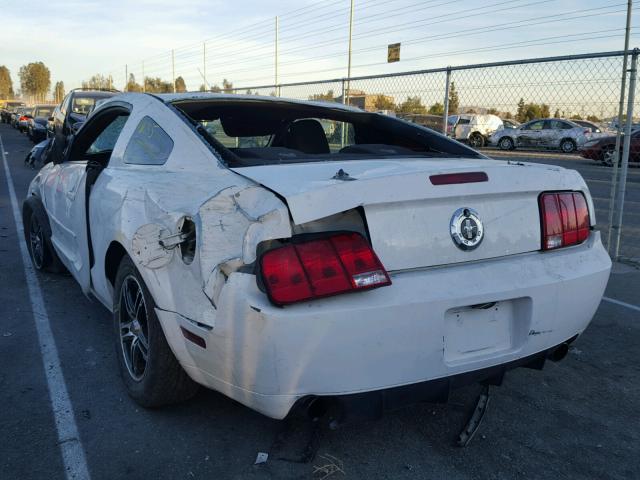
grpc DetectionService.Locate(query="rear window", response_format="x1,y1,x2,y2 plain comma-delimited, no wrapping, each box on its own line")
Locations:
35,107,53,118
171,99,481,167
123,116,174,165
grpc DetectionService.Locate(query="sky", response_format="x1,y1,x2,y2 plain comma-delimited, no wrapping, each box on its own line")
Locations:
0,0,635,94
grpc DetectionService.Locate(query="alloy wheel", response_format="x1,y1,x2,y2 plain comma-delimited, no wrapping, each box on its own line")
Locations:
119,275,150,381
29,215,45,270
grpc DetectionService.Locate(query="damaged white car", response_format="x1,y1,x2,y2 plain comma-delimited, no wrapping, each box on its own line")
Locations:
23,93,611,422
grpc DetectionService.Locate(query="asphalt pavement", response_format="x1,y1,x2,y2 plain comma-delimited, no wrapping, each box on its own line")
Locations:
1,123,639,480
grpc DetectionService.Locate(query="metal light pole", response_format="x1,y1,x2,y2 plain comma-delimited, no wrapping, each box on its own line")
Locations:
171,49,176,93
275,16,279,96
346,0,354,105
613,50,638,259
203,42,207,91
606,0,633,253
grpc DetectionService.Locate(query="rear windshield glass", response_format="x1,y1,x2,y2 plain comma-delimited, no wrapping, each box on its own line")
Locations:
72,96,99,115
35,107,53,117
171,98,481,167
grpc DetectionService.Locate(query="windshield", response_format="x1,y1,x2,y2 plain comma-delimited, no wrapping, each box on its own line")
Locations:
171,99,481,167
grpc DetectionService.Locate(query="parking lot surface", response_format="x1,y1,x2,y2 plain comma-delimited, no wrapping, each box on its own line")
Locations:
1,123,639,480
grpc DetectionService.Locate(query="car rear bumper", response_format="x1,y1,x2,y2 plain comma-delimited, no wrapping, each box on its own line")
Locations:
156,232,611,419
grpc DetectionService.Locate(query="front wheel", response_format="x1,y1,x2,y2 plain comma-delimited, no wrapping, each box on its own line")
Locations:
498,137,515,150
114,256,199,407
601,146,618,166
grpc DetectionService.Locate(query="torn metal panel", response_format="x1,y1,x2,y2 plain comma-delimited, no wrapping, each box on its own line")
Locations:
197,185,291,306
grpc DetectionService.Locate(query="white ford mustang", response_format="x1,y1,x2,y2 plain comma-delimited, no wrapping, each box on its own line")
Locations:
23,93,611,421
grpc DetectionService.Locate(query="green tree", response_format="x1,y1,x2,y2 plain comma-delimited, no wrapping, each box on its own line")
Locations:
309,90,335,102
396,96,427,115
126,74,142,92
373,95,395,110
503,111,513,119
144,77,173,93
515,100,550,122
222,79,234,94
53,81,65,103
82,73,111,90
19,61,51,102
198,84,206,92
211,84,222,93
175,76,187,93
586,114,601,122
0,66,14,99
516,98,526,122
448,81,459,114
570,114,583,120
487,108,498,115
553,109,561,118
428,102,444,115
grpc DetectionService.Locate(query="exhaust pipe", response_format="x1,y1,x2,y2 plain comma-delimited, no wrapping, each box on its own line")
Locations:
548,342,569,362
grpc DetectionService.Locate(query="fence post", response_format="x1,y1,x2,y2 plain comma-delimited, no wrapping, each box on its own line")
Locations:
613,48,638,260
442,67,451,135
606,1,633,253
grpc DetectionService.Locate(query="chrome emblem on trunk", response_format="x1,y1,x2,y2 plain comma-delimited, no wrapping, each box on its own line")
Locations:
450,208,484,250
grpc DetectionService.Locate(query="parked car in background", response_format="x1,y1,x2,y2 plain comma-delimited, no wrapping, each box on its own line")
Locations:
580,129,640,165
490,118,590,153
11,106,33,131
27,104,56,143
399,113,445,132
49,89,117,162
23,92,610,422
1,101,26,123
447,114,503,148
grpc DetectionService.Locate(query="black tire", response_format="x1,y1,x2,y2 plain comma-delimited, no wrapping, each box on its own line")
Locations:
560,139,576,153
498,137,515,151
113,255,199,407
23,201,66,273
601,145,618,166
469,132,485,149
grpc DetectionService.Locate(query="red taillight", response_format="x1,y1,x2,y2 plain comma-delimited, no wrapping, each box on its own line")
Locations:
19,115,28,121
260,232,391,305
539,192,590,251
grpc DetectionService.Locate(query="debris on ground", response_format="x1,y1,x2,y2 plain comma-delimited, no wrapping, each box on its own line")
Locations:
254,452,268,465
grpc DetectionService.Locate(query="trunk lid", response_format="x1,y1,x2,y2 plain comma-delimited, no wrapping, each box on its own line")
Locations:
231,158,588,270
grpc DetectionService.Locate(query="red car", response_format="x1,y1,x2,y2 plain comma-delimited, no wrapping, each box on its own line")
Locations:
580,130,640,165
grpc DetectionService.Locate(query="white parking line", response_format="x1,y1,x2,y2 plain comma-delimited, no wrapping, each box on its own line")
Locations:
603,296,640,313
0,135,91,480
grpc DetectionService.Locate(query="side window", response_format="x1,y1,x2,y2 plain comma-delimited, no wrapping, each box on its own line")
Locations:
123,116,174,165
524,121,544,131
87,115,129,154
60,94,71,115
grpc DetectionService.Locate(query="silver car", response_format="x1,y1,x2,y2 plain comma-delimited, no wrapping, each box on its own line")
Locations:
490,118,590,153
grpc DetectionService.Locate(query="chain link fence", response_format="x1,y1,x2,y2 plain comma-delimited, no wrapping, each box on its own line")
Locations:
221,50,639,263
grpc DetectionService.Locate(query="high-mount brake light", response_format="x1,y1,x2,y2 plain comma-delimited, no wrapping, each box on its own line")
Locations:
260,232,391,306
539,192,590,251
